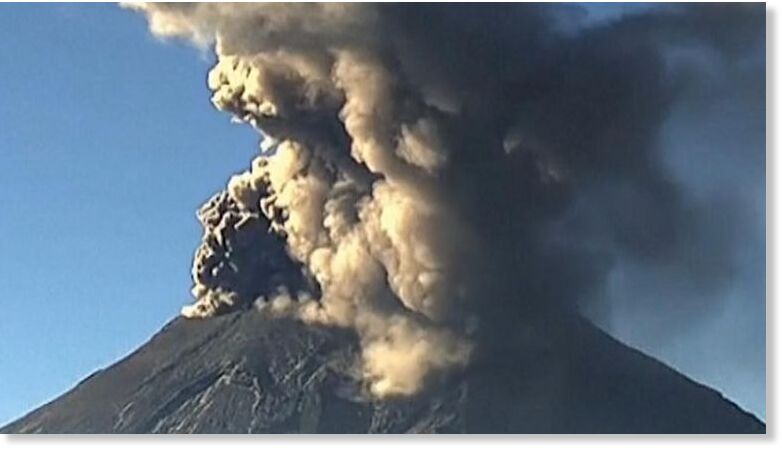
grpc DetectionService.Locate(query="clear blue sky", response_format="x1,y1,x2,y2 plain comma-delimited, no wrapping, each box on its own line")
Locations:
0,3,765,425
0,3,259,425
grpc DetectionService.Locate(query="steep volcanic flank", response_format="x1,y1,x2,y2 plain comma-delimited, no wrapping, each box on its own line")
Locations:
2,309,763,434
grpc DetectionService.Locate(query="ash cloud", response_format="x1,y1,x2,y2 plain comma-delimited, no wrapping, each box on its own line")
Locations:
129,3,765,398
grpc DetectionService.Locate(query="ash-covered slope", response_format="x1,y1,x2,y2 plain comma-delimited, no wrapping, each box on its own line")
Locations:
2,309,764,434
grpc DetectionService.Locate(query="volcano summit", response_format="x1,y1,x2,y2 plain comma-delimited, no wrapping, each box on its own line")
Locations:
1,307,764,433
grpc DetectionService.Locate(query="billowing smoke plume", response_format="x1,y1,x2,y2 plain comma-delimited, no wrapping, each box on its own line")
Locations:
129,3,764,398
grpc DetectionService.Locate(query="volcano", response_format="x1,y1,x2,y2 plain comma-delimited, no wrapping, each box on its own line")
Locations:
2,308,764,434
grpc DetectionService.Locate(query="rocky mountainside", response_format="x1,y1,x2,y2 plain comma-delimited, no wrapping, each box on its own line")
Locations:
2,308,764,434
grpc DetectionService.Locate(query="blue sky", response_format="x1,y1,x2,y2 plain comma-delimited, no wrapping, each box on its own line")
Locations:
0,4,259,425
0,3,765,425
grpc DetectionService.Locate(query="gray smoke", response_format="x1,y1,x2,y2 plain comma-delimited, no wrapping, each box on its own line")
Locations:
128,3,764,398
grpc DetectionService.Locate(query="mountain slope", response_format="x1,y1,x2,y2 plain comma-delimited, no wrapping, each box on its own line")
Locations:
2,309,764,433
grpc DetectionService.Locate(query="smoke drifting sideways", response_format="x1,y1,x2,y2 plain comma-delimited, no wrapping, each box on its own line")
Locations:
129,3,765,398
